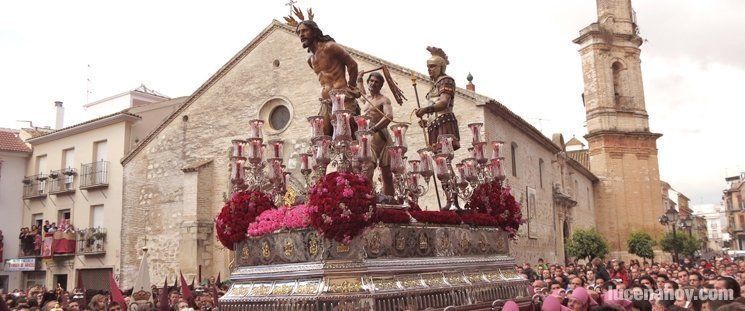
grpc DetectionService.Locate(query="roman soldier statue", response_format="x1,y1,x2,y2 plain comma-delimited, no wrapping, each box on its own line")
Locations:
415,46,461,152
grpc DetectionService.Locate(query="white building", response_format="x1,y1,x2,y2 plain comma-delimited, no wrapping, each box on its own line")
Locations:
0,129,31,292
693,203,727,252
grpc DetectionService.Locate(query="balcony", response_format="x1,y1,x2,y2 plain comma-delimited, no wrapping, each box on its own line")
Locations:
49,169,77,195
18,242,41,258
77,228,107,255
80,161,109,190
22,174,48,199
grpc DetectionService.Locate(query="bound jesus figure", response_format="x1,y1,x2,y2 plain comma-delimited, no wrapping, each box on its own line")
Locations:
295,18,360,136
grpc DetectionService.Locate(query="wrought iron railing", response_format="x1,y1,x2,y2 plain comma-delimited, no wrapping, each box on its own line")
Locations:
80,161,109,189
49,168,77,194
77,227,107,254
18,241,41,258
22,174,48,199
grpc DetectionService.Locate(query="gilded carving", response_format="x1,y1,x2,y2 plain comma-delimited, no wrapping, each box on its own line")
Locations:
399,276,424,289
261,240,271,259
372,278,399,291
327,280,363,294
273,284,294,295
418,232,429,251
446,273,467,286
459,233,470,253
367,231,382,255
251,284,272,296
423,274,446,288
283,238,295,257
240,245,250,261
437,233,451,253
293,282,320,295
336,243,350,253
308,234,319,257
395,233,406,251
478,234,488,253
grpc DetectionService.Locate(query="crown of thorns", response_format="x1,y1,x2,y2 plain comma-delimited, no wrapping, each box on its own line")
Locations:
284,6,314,27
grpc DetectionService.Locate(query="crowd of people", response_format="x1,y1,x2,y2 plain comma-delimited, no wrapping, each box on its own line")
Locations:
6,256,745,311
1,276,227,311
18,220,77,257
513,256,745,311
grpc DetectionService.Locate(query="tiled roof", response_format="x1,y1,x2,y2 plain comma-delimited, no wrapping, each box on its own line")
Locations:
567,150,590,170
27,111,141,142
566,137,585,147
0,129,31,153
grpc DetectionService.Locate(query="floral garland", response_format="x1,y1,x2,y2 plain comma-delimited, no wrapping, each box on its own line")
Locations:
308,172,376,243
465,180,524,235
408,210,462,225
215,190,275,250
373,208,411,224
246,204,317,237
459,212,499,226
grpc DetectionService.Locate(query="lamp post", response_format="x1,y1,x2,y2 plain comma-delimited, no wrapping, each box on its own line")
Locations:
659,207,680,263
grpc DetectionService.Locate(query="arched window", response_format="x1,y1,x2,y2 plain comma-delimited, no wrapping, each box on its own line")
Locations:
611,61,625,105
538,158,544,188
510,142,518,177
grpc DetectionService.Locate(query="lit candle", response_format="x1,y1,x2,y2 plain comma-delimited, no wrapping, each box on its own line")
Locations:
388,147,405,174
438,135,454,156
354,116,370,131
230,160,245,181
350,142,360,159
248,119,264,139
333,112,352,141
231,140,245,157
434,155,449,177
456,163,465,184
409,160,421,174
268,139,284,159
247,138,263,163
407,173,419,188
494,158,506,180
360,134,370,159
472,142,486,161
390,124,408,149
332,94,347,113
463,160,475,180
468,123,483,145
300,153,310,171
418,148,434,174
490,141,504,160
308,116,325,138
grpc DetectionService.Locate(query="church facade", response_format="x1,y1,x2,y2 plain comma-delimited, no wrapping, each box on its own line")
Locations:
118,20,598,286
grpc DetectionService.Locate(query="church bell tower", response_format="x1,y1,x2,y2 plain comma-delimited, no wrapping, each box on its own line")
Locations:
574,0,665,257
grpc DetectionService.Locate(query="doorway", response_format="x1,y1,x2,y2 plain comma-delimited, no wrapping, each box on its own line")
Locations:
54,274,68,291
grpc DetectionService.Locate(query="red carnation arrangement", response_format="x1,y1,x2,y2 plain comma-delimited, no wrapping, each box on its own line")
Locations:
308,171,376,243
373,208,411,224
465,180,524,236
459,212,499,226
215,190,275,250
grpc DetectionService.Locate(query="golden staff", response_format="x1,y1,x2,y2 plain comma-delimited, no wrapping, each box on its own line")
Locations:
411,74,443,210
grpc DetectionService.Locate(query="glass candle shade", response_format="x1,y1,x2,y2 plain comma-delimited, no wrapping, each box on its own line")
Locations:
490,141,504,160
230,160,245,181
463,159,477,182
267,139,284,159
308,116,325,138
331,93,347,114
354,115,370,131
471,142,486,163
231,139,246,158
407,173,419,189
408,160,421,174
248,119,264,139
491,158,506,181
247,138,264,164
438,134,455,157
418,148,434,176
314,137,331,165
388,147,406,174
356,131,373,161
468,123,483,145
300,153,311,171
390,124,409,149
456,163,466,184
333,111,352,142
434,154,450,178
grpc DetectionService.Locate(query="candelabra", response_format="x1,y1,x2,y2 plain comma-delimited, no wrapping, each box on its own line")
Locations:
433,123,507,210
229,119,289,204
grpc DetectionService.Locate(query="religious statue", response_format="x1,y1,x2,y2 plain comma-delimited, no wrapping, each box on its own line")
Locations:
285,7,360,136
357,71,394,196
415,46,461,152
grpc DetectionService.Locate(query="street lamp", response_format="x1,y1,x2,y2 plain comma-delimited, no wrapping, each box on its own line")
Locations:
660,207,680,263
681,217,693,237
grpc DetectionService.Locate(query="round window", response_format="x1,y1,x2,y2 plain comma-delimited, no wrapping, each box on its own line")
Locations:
268,105,291,130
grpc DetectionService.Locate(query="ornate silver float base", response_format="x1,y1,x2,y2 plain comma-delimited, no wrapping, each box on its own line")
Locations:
220,224,531,311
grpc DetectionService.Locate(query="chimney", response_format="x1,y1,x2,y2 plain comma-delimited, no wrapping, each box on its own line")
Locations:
466,73,475,92
55,101,64,129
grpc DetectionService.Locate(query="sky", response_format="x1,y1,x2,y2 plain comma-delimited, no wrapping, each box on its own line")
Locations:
1,0,743,207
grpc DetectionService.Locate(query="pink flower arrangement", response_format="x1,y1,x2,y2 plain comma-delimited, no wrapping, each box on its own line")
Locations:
284,204,316,229
247,207,287,237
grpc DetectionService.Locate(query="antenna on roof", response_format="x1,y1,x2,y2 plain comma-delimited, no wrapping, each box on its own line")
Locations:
285,0,297,15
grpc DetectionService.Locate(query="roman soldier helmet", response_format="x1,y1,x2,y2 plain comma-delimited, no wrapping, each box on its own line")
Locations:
426,46,450,75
